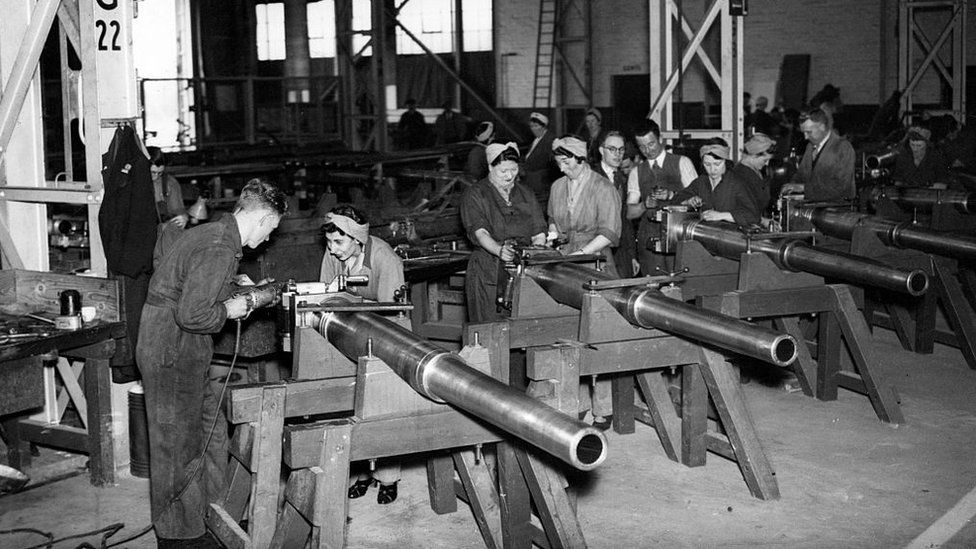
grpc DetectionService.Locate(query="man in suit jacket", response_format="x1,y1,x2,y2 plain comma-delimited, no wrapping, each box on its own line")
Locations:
594,130,636,277
781,108,855,202
521,112,558,206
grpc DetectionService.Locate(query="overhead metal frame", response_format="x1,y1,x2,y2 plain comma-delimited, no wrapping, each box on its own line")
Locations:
0,0,112,272
648,0,743,154
898,0,967,122
550,0,593,134
334,0,517,152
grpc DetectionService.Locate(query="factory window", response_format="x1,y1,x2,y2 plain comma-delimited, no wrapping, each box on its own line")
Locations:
307,1,336,58
395,0,492,54
255,3,286,61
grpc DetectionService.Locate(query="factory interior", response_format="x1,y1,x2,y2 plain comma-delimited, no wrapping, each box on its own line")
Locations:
1,0,976,547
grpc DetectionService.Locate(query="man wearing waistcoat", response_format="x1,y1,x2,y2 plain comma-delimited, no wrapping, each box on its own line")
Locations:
625,119,697,275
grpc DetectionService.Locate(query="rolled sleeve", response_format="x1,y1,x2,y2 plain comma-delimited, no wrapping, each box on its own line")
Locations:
678,156,698,186
595,183,622,246
460,186,492,243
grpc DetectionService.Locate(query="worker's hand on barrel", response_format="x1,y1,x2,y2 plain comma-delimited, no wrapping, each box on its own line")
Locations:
643,196,658,209
779,182,802,195
651,186,671,201
499,243,515,262
223,295,249,319
682,196,703,208
169,214,189,228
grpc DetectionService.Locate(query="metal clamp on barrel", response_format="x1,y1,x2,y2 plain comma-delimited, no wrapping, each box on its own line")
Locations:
581,273,684,292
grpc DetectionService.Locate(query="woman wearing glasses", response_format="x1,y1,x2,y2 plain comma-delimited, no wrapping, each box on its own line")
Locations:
460,142,548,322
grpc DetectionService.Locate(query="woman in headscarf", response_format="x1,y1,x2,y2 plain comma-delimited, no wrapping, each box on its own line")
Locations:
548,135,621,275
892,125,949,188
320,205,406,504
548,135,621,430
672,138,750,224
464,121,495,182
460,142,548,322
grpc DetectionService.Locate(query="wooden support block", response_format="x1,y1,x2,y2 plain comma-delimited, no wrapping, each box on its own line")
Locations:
427,452,458,515
773,317,816,396
314,422,354,549
681,364,708,468
359,355,443,419
82,356,115,486
635,371,682,462
816,311,842,402
228,378,356,424
828,285,905,424
221,460,252,522
293,326,356,379
696,347,780,500
611,375,636,434
737,250,824,291
454,449,502,549
206,504,249,549
932,260,976,370
247,385,286,548
0,355,44,416
497,443,531,549
514,445,587,548
465,322,510,381
526,345,580,415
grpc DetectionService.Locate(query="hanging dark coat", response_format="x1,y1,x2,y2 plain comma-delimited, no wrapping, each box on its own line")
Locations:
98,125,156,375
98,125,157,278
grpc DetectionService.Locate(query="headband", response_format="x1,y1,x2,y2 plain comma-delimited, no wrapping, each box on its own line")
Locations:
700,144,730,160
552,136,587,159
486,142,519,165
325,213,369,245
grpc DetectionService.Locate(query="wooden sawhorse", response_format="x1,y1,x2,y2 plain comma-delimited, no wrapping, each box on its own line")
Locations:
207,325,592,548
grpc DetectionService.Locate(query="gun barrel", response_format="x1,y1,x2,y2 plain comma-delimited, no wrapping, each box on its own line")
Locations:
795,207,976,263
317,309,607,471
870,186,975,214
525,262,798,367
679,221,929,296
865,149,899,170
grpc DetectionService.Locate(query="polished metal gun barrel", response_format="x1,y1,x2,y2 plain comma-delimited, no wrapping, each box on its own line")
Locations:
317,309,607,471
794,207,976,263
524,262,799,367
869,186,975,214
676,220,928,296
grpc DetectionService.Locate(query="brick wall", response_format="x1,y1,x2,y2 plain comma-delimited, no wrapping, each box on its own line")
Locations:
494,1,970,113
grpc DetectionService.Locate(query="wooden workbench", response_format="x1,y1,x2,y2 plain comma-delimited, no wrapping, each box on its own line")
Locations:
0,270,125,486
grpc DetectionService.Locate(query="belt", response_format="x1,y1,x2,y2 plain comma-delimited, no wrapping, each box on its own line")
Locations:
145,290,178,308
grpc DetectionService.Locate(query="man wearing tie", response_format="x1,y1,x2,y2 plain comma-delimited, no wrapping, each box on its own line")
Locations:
625,119,697,275
595,131,636,277
780,108,855,203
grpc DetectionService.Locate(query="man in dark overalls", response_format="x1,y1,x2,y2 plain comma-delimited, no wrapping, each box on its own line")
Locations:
137,179,287,548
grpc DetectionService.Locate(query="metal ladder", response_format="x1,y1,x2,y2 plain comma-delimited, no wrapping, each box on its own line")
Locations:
532,0,557,109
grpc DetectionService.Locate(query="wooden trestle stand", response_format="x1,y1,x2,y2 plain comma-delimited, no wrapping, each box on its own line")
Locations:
850,227,976,370
206,305,595,548
675,239,905,424
504,268,780,500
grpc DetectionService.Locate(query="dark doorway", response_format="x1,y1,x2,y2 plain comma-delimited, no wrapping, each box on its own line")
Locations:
612,74,650,136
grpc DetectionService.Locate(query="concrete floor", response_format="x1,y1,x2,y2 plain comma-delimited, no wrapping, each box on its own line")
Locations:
1,329,975,548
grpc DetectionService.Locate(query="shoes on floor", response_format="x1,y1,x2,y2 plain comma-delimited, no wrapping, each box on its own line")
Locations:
377,482,398,504
591,415,613,431
348,478,374,499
